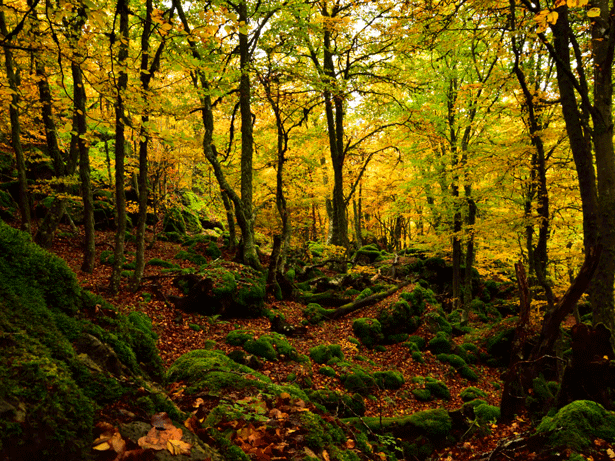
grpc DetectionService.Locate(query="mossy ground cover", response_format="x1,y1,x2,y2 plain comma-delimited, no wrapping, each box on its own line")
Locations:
0,222,164,460
29,223,533,461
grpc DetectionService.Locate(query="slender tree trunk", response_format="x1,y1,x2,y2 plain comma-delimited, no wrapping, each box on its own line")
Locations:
33,56,67,248
221,190,237,250
0,9,30,232
237,0,261,269
109,0,130,293
588,0,615,334
72,60,95,272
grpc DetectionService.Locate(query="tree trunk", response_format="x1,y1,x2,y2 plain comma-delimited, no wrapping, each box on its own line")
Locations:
109,0,130,293
0,10,30,232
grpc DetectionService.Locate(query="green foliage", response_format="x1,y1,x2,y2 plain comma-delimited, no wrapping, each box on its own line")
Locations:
352,318,384,348
537,401,615,452
411,351,425,363
309,344,344,364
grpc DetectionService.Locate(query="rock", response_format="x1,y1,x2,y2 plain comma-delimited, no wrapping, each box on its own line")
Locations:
74,333,131,377
120,421,224,461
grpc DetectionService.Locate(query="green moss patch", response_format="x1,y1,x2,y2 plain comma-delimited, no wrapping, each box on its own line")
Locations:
537,400,615,452
352,318,384,348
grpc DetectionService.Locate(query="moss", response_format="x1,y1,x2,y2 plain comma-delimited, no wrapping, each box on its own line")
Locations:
462,398,488,414
460,386,487,402
428,332,452,354
402,285,438,314
303,303,335,324
309,344,344,364
409,408,452,438
412,351,424,363
537,400,615,451
262,332,297,359
226,329,255,346
352,318,384,348
425,378,450,400
378,300,418,340
406,335,426,350
412,388,432,401
341,370,376,395
308,390,366,418
0,222,159,460
356,288,373,301
318,366,337,377
425,311,452,335
243,338,277,361
474,404,500,424
374,371,405,390
459,365,478,381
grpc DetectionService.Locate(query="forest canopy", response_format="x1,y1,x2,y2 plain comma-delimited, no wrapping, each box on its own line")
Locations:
0,0,610,315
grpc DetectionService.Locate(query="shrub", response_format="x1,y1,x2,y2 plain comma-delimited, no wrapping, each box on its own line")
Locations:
352,318,384,348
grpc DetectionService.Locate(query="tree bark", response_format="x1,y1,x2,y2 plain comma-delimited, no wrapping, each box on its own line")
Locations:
109,0,130,293
0,8,30,232
325,281,411,320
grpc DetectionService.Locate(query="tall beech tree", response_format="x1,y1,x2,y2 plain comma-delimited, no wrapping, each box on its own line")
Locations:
515,0,615,337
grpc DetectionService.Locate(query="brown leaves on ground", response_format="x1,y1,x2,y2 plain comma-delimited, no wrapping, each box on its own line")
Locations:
93,413,192,460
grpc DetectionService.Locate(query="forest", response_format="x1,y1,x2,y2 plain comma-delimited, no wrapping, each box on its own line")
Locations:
2,0,615,460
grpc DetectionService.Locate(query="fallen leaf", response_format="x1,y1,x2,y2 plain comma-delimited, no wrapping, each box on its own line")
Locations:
93,441,111,451
323,449,330,461
346,439,355,449
167,439,192,455
607,448,615,459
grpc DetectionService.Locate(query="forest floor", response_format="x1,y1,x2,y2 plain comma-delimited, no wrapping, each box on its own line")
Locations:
48,225,538,461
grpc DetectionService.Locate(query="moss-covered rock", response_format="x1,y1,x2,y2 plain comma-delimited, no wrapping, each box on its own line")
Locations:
374,370,405,390
303,303,335,324
0,221,163,460
352,318,384,348
425,311,452,335
309,344,344,364
401,285,438,314
474,404,500,424
225,329,255,346
243,337,278,361
536,400,615,452
428,332,452,354
460,386,488,402
307,390,366,417
424,378,450,400
378,300,420,340
341,369,377,395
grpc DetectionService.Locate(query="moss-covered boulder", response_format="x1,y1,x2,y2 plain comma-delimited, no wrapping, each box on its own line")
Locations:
341,369,377,395
352,318,384,348
303,303,335,324
428,331,453,354
309,344,344,364
401,284,438,315
0,221,164,460
307,390,366,417
374,370,405,390
170,261,266,318
460,386,488,402
378,300,420,340
537,400,615,452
